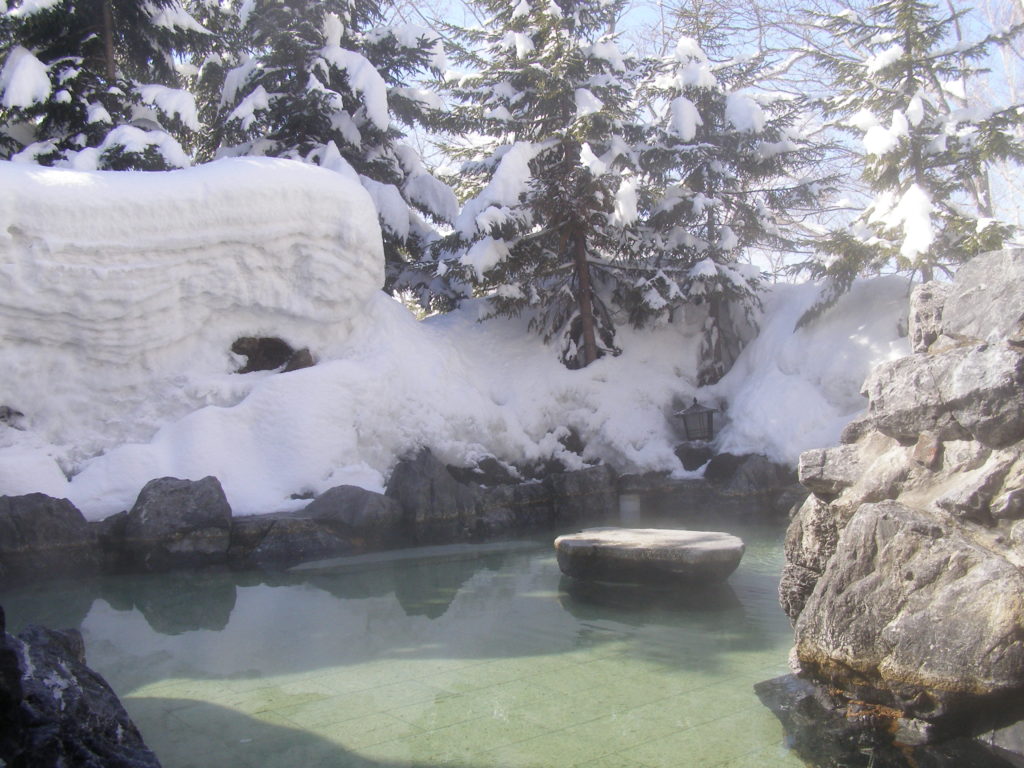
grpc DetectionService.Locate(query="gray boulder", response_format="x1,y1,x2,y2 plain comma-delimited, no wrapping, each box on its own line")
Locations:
386,448,620,542
779,495,838,623
229,513,350,568
793,500,1024,719
0,611,161,767
555,527,744,584
302,485,404,547
798,445,863,498
864,340,1024,448
476,481,554,535
942,250,1024,344
0,494,99,582
123,476,232,570
228,487,403,568
386,448,478,543
546,464,618,525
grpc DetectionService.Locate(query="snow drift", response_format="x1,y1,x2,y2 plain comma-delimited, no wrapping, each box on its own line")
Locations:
0,158,910,519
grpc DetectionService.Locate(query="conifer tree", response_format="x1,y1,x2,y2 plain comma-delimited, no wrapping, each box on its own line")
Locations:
195,0,457,298
437,0,644,368
0,0,206,169
633,36,827,383
801,0,1024,324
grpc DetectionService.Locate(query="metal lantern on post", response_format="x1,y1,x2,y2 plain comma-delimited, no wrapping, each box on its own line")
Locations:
676,398,717,441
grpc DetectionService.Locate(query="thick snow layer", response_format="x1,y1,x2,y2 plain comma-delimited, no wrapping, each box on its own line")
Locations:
0,46,51,108
318,46,390,132
725,92,766,133
0,157,383,503
669,96,701,141
0,160,910,519
711,277,910,462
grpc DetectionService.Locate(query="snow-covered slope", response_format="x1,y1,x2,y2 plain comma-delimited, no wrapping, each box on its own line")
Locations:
0,159,911,519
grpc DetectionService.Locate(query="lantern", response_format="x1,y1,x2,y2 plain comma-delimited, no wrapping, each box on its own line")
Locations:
676,398,716,441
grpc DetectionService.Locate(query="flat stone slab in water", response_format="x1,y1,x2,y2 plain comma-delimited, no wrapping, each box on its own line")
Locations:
554,527,744,584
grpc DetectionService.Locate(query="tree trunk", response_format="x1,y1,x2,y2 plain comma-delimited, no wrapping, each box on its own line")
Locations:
102,0,116,81
572,225,599,367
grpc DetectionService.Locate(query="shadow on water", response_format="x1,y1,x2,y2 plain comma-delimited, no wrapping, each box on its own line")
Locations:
126,696,508,768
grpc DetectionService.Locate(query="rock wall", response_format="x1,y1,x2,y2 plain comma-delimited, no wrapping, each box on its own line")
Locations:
781,250,1024,727
0,452,622,579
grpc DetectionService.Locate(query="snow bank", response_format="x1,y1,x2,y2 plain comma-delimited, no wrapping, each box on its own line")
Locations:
711,277,911,462
0,158,383,495
0,158,911,519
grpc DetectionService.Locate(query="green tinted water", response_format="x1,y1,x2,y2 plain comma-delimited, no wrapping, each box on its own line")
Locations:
1,524,803,768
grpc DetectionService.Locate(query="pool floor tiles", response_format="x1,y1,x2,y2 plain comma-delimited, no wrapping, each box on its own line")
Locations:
124,657,802,768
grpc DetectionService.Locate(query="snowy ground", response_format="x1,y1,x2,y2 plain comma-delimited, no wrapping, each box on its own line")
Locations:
0,158,911,520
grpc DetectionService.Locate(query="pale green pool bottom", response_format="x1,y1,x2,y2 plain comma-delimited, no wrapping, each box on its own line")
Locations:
3,525,806,768
127,649,800,768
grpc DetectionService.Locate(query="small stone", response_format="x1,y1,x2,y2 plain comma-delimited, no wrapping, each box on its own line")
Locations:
909,281,951,353
283,347,315,372
231,336,295,373
912,432,942,469
798,445,862,497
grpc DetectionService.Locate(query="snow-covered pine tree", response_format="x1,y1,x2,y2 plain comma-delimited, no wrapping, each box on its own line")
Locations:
801,0,1024,324
437,0,644,369
196,0,457,300
634,36,827,383
0,0,206,169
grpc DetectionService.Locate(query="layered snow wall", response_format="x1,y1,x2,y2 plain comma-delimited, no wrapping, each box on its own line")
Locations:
0,158,911,520
0,158,383,502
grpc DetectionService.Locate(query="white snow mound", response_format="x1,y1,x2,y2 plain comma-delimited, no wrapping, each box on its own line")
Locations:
0,157,383,493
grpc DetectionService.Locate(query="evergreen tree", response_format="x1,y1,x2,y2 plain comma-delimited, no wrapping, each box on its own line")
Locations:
801,0,1024,324
633,36,827,383
195,0,457,299
437,0,644,368
0,0,206,169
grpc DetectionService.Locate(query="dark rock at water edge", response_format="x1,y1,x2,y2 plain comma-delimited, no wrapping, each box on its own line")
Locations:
386,448,480,543
618,453,803,521
8,445,793,582
229,512,353,568
794,501,1024,719
302,485,404,547
546,464,618,525
755,674,1021,768
0,606,161,767
385,448,619,544
228,486,404,568
0,494,100,583
123,476,232,571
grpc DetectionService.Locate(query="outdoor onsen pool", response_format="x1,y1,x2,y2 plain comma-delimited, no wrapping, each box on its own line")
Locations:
1,523,804,768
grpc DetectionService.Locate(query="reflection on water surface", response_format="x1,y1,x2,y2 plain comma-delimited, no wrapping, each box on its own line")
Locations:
2,524,803,768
